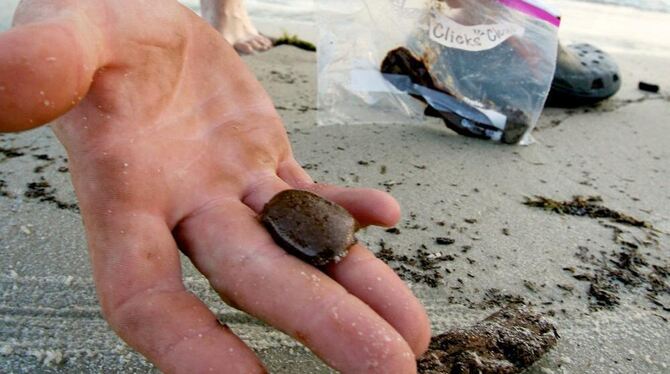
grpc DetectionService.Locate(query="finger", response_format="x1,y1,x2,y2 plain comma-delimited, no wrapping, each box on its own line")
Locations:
324,244,432,356
88,211,265,373
308,184,402,227
277,158,314,186
0,1,104,131
239,172,426,355
278,159,401,227
241,173,291,213
177,201,417,373
277,160,429,354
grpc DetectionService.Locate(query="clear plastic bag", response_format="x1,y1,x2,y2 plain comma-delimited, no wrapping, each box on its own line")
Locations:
317,0,560,144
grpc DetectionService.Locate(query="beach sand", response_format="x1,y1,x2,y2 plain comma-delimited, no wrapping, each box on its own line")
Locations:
1,1,669,373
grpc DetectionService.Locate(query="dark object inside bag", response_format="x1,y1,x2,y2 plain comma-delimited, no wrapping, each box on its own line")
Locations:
381,47,531,144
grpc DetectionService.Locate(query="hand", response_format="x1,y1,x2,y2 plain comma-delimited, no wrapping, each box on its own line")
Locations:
0,1,431,372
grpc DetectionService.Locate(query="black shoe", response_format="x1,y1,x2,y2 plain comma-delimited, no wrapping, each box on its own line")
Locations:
547,43,621,107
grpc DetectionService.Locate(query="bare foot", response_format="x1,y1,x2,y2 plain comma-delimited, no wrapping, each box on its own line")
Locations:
0,0,430,372
201,0,273,54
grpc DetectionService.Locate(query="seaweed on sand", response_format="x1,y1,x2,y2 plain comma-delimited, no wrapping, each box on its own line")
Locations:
273,33,316,52
523,195,652,229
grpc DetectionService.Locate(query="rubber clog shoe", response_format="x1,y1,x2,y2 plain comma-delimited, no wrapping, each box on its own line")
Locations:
546,43,622,107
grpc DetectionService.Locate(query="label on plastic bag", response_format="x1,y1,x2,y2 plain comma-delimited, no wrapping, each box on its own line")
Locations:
428,13,525,52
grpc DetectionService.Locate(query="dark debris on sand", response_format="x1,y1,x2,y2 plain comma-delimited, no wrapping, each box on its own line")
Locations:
0,146,26,159
523,195,652,228
24,177,79,213
436,237,456,246
482,288,527,309
526,195,669,312
0,179,12,198
375,239,454,288
566,244,670,311
418,307,559,374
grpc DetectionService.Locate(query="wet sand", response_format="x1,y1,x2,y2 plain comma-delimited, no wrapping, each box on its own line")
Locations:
1,1,670,373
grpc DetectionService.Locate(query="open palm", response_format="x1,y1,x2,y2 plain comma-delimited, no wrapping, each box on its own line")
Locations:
0,0,430,372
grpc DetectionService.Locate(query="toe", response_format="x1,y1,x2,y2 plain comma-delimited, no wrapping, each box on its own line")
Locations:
251,37,270,52
257,35,274,50
234,41,255,55
248,38,264,52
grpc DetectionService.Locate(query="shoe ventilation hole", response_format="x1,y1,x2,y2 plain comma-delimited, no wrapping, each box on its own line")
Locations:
592,79,605,89
593,60,600,64
613,74,619,82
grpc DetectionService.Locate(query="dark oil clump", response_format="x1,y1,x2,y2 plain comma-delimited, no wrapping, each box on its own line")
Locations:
261,190,358,266
381,47,531,144
381,47,443,93
418,307,559,374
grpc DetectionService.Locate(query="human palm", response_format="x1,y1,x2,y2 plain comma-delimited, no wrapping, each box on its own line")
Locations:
0,0,430,372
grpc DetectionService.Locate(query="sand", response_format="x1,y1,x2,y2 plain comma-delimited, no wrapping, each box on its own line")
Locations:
1,1,669,373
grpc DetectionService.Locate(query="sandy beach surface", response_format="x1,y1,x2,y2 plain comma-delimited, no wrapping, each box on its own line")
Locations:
1,1,669,373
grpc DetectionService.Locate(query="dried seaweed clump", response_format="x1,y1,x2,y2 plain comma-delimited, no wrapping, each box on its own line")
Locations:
523,195,652,228
273,33,316,51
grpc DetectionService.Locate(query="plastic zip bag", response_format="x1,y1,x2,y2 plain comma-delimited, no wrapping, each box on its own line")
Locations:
317,0,560,144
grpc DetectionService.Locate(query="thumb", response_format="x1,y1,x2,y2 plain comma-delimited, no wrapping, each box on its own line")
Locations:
0,2,105,132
